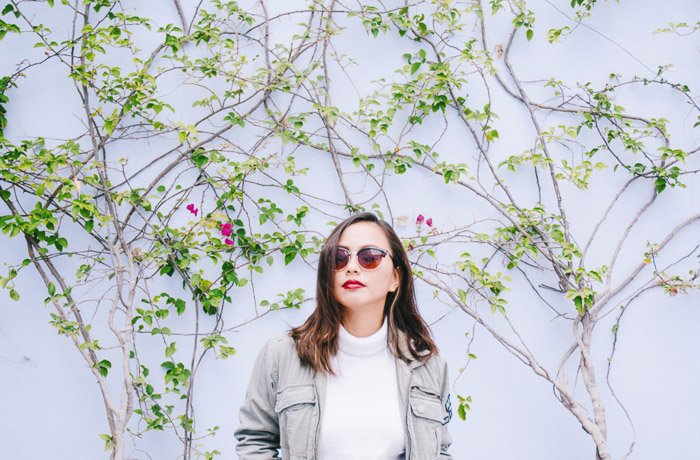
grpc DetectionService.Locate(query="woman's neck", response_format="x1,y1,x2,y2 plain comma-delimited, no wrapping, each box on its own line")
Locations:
338,316,388,356
341,310,384,337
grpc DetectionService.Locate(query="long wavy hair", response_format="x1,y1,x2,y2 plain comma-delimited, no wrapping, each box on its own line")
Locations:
290,211,437,375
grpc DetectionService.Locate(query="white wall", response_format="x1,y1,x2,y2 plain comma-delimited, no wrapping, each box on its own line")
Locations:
1,1,698,459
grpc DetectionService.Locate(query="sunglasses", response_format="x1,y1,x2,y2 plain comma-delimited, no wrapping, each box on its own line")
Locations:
333,246,393,271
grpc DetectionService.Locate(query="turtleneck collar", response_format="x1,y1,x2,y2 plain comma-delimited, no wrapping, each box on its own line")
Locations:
338,317,388,357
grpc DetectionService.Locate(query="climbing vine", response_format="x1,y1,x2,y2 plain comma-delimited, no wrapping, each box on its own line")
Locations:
1,1,698,459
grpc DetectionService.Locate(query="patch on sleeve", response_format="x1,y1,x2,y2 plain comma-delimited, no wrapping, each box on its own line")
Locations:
442,393,452,425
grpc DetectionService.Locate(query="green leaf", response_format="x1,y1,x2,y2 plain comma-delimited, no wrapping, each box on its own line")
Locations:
458,404,466,421
160,263,175,276
220,345,236,359
655,177,667,193
165,342,176,358
526,29,534,41
48,282,56,296
96,359,111,377
458,289,467,304
55,237,68,251
99,433,114,452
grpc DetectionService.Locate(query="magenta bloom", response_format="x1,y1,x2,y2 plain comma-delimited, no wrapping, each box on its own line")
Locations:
416,214,425,225
220,222,233,237
186,203,198,216
224,238,234,246
426,217,433,227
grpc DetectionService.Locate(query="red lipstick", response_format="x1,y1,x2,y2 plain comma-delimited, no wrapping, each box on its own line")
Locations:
342,279,365,288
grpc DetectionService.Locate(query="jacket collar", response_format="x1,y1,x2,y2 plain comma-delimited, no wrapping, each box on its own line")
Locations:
396,328,429,370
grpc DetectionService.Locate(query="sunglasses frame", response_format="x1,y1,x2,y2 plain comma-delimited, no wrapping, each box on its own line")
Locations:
333,246,394,271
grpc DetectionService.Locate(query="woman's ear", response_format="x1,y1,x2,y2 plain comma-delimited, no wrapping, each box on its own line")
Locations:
390,268,400,293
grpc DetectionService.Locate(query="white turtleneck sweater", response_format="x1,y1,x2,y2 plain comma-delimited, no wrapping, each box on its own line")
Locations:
318,317,405,460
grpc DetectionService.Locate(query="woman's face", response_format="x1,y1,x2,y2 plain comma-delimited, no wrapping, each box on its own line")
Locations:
332,221,400,320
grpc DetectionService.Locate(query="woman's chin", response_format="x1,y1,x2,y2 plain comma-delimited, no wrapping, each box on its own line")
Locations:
339,298,383,314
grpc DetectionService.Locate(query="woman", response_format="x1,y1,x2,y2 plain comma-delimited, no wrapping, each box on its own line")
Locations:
235,211,453,459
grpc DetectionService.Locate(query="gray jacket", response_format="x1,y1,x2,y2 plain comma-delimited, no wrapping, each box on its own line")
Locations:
234,330,453,459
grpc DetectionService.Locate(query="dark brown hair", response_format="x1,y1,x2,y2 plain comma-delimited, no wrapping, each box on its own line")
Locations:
289,211,437,375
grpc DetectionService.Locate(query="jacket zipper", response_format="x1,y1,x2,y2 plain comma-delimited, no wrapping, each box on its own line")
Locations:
404,372,412,459
405,403,412,459
313,382,321,459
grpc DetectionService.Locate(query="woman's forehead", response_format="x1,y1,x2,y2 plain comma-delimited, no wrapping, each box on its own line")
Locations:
337,221,390,248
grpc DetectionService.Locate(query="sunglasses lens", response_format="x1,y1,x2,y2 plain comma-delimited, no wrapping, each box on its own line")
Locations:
334,248,350,270
334,247,388,270
357,248,385,269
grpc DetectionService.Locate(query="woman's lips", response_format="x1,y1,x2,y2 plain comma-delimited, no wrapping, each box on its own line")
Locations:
342,280,365,289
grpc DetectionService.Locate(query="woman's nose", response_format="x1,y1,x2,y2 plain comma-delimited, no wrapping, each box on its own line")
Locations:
345,254,361,273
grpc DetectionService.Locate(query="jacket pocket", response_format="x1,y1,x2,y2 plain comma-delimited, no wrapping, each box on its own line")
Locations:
409,386,443,459
275,384,317,459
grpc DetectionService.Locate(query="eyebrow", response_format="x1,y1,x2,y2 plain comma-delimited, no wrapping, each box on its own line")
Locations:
337,244,384,250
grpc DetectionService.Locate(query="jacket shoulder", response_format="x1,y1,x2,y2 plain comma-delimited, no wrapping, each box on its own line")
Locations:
430,352,450,378
264,331,295,350
427,351,447,368
258,332,311,386
413,351,449,391
259,332,298,365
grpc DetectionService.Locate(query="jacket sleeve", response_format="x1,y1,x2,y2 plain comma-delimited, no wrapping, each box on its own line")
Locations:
439,358,454,459
234,337,281,459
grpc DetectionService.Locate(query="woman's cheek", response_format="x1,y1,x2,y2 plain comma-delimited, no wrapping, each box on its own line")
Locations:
333,285,343,302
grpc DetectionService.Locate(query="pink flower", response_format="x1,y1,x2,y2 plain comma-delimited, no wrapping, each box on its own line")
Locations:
224,238,234,246
186,203,198,216
416,214,425,225
426,217,433,227
219,222,232,237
